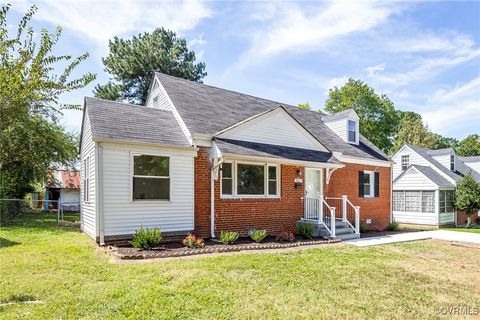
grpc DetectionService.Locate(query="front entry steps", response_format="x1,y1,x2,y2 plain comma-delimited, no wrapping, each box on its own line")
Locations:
298,219,360,241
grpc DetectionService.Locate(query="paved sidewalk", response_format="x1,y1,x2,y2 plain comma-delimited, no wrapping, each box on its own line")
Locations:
345,230,480,247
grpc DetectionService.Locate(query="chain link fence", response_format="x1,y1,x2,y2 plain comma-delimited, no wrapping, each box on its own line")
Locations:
0,199,80,225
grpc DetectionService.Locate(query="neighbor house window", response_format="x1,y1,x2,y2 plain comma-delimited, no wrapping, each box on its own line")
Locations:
83,157,90,202
393,191,405,211
221,162,279,197
450,155,455,171
439,190,454,213
393,190,435,213
221,163,233,195
132,155,170,200
348,120,356,143
401,155,409,171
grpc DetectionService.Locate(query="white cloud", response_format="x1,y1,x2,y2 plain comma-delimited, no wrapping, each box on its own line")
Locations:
189,33,207,47
421,76,480,136
13,0,212,53
364,63,386,77
234,0,400,68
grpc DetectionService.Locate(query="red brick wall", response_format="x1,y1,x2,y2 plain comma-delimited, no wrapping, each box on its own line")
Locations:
456,210,479,226
324,163,391,230
194,147,392,236
194,147,304,237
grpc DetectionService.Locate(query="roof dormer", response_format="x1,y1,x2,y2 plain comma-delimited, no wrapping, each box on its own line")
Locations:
322,109,360,145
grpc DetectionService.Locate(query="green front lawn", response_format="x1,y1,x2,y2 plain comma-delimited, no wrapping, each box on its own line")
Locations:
1,214,479,319
442,224,480,234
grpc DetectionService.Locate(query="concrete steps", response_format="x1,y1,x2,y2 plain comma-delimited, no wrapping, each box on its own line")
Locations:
298,219,360,241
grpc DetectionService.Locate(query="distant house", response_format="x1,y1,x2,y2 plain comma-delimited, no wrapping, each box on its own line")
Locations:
391,145,480,226
79,72,393,244
45,170,80,211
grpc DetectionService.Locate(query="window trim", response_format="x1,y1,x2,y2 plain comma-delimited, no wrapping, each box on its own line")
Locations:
439,189,455,213
83,157,90,203
220,160,281,199
363,170,375,198
130,152,171,202
450,155,455,172
347,120,357,143
401,155,409,171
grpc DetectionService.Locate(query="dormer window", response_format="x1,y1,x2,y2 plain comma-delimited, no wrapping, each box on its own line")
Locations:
401,155,409,171
348,120,356,143
450,155,455,171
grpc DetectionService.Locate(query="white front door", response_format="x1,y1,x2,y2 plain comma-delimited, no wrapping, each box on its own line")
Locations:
304,168,323,219
305,168,323,198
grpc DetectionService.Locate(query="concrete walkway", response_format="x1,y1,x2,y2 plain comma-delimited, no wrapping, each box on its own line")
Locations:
345,230,480,247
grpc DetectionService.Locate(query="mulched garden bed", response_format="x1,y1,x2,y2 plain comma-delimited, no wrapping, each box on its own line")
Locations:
109,237,341,260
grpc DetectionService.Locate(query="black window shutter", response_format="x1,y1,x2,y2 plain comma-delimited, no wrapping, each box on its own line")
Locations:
374,172,380,197
358,171,364,197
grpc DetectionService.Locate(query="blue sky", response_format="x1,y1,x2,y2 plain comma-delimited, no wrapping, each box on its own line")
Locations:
9,0,480,140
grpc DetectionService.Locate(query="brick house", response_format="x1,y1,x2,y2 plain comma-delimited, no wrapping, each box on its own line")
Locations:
79,73,393,244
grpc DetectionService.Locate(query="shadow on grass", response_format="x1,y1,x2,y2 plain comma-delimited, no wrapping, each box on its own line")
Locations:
0,237,21,248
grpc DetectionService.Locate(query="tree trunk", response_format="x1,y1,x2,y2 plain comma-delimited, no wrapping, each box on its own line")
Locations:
466,216,471,228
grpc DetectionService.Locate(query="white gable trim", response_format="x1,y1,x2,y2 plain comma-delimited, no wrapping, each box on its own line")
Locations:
333,152,392,167
150,76,194,146
393,166,440,188
399,145,457,184
215,107,329,152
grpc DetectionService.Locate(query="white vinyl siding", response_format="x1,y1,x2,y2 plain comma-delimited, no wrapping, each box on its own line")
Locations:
219,109,323,151
393,168,438,190
80,113,96,239
323,112,359,145
431,154,452,171
101,143,195,236
439,212,455,225
392,147,432,180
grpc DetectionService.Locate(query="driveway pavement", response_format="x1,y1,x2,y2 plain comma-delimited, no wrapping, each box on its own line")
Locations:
345,230,480,247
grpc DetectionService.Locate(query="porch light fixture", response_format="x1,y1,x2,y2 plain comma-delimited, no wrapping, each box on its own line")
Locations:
296,169,302,177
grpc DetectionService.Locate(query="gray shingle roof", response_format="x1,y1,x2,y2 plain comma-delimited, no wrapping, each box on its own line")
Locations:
214,138,341,165
85,97,191,147
321,109,356,122
460,156,480,163
426,148,454,156
406,144,480,182
156,72,389,162
409,165,454,187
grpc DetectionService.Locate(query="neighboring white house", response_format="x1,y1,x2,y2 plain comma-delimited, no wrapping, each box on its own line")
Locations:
45,170,81,211
391,144,480,226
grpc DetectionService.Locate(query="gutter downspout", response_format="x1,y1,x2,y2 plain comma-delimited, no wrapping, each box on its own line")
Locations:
390,165,393,223
210,158,224,239
97,143,105,245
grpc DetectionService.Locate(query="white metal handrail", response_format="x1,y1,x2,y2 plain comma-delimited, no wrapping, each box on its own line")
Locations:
304,196,336,238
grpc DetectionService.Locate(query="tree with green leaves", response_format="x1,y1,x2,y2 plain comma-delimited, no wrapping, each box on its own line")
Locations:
391,111,436,154
455,172,480,228
324,78,399,153
94,28,207,105
0,5,95,199
298,103,311,110
456,134,480,157
431,133,459,150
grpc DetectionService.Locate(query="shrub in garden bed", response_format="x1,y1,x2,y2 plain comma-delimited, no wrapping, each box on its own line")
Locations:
219,231,239,245
181,233,205,248
131,227,162,250
296,222,313,239
386,222,400,231
248,229,267,243
276,231,295,242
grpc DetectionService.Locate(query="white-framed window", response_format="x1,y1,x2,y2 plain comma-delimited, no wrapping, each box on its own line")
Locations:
221,161,280,198
393,190,435,213
439,190,454,213
401,155,409,171
361,170,376,198
348,120,356,143
132,154,170,201
450,155,455,171
83,157,90,202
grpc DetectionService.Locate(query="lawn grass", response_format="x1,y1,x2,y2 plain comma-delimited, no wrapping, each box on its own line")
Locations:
442,224,480,234
1,214,479,319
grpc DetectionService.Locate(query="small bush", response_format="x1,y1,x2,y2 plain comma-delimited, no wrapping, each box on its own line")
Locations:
219,231,238,245
386,222,400,231
182,233,205,248
249,229,267,243
276,231,295,242
131,226,162,250
296,223,313,239
359,221,367,233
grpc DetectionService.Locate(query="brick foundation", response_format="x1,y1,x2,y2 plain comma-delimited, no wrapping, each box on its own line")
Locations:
194,147,392,237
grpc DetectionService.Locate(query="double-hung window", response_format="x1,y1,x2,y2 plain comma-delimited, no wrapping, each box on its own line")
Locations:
450,155,455,171
221,162,279,198
348,120,356,143
401,155,409,171
132,154,170,200
359,171,379,198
